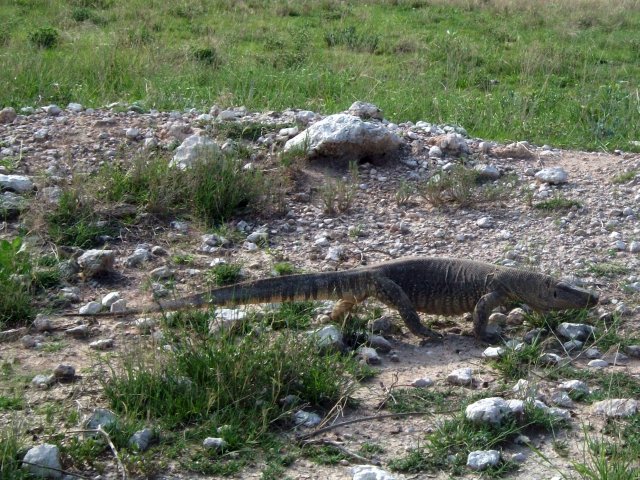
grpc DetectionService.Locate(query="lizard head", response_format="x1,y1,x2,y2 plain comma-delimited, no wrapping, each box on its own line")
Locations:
526,278,599,312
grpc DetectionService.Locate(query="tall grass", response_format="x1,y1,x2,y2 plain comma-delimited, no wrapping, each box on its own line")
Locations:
0,0,638,149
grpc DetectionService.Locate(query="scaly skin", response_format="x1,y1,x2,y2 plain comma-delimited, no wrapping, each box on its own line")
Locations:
63,257,599,341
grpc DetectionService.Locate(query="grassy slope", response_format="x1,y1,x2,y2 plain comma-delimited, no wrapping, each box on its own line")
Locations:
0,0,639,150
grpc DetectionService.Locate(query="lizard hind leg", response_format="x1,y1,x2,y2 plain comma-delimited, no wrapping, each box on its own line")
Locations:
329,296,366,331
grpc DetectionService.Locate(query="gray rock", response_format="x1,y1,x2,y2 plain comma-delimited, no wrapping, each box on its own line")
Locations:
625,345,640,357
85,408,118,430
284,113,402,163
21,335,41,349
556,322,595,341
605,352,629,365
465,397,511,425
356,346,381,365
203,437,227,450
368,316,396,334
126,246,152,267
0,327,28,343
539,353,562,366
447,367,473,386
411,377,434,388
476,216,494,229
32,374,55,389
351,465,396,480
512,379,536,399
535,167,568,184
125,128,140,139
89,338,114,350
0,107,17,124
563,339,584,352
79,301,102,315
101,291,121,307
0,191,27,219
467,450,501,471
523,328,546,344
170,134,220,170
437,133,469,155
67,103,83,113
110,299,127,313
475,164,500,180
347,101,384,120
588,359,608,368
0,174,34,193
34,128,49,140
558,380,589,395
77,250,116,277
592,399,638,417
629,241,640,253
482,346,505,359
150,266,173,280
551,391,574,408
584,347,602,359
33,315,54,332
128,428,154,452
308,325,345,351
65,324,89,338
135,317,156,334
43,104,62,116
293,410,322,428
367,334,392,353
22,444,62,478
246,231,268,244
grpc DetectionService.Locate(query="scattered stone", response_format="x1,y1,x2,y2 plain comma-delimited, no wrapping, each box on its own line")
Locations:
32,315,53,332
475,164,500,180
150,266,173,280
0,174,34,193
170,134,220,170
0,107,17,124
482,346,505,359
411,377,434,388
539,353,562,366
535,167,568,184
65,324,89,338
556,322,594,341
605,352,629,366
551,391,574,408
625,345,640,357
476,216,494,229
203,437,227,451
21,335,41,349
79,301,102,315
437,133,469,155
135,317,156,334
368,316,396,334
563,339,584,352
356,346,381,365
77,250,116,277
523,328,547,344
465,397,511,425
467,450,501,471
101,291,121,307
0,191,27,219
584,347,602,359
512,379,536,399
352,465,395,480
85,408,117,431
447,367,473,386
0,327,28,343
126,245,153,267
284,113,402,163
22,444,62,479
89,338,114,350
367,334,392,353
558,380,589,395
67,102,83,113
587,359,608,368
309,325,345,351
293,410,322,428
31,374,55,389
347,101,384,120
128,428,154,452
110,299,127,313
592,399,638,418
43,104,62,116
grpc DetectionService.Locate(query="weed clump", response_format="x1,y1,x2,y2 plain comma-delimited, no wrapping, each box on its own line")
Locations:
28,27,59,49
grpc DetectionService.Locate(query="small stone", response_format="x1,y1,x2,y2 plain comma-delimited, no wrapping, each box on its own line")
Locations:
53,364,75,381
523,328,547,344
476,216,494,229
89,338,114,350
563,339,584,352
592,399,638,417
507,308,526,324
447,367,473,386
535,167,568,184
629,241,640,253
150,266,173,280
65,324,89,339
77,250,116,277
79,301,102,315
467,450,501,471
556,322,595,341
0,107,17,124
465,397,511,425
511,452,527,464
367,334,392,353
625,345,640,358
101,292,121,307
22,444,62,478
43,104,62,116
293,410,322,428
125,128,140,139
482,346,505,359
512,379,536,399
0,327,27,343
605,352,629,366
110,299,127,313
308,325,345,351
356,346,381,365
588,359,608,368
67,103,83,113
85,408,117,432
539,353,562,366
135,317,156,334
352,465,396,480
551,391,574,408
584,347,602,359
411,377,434,388
203,436,227,451
558,380,589,395
31,374,55,389
128,428,154,452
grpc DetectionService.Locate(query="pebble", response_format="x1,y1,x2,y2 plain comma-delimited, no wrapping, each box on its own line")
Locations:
467,450,501,471
89,338,114,350
22,444,62,479
447,367,473,386
203,437,227,450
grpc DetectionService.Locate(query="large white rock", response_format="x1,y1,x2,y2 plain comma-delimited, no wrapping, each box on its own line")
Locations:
77,250,115,277
465,397,511,425
352,465,396,480
0,174,34,193
170,134,220,169
592,399,638,417
447,367,473,386
22,444,62,478
467,449,501,471
284,113,402,162
535,167,568,184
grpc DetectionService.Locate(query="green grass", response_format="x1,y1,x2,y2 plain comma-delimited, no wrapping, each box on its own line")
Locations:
0,422,30,480
1,0,639,150
533,196,582,211
611,170,638,184
583,261,629,278
206,262,242,286
0,238,35,329
100,310,370,474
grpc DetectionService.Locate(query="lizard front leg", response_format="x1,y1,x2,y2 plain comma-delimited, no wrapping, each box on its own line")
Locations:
473,291,507,342
373,276,443,340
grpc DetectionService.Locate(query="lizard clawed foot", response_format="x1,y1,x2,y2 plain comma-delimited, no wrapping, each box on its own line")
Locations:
477,331,504,345
414,326,444,344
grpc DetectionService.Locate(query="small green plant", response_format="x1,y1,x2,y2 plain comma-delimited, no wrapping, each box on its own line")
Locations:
385,388,455,414
206,262,242,286
395,180,414,206
0,422,30,480
265,301,316,330
490,341,544,381
573,433,640,479
46,189,115,248
533,196,582,211
0,238,35,329
192,46,220,66
324,26,380,53
28,26,59,48
272,262,297,276
171,253,196,266
0,395,23,411
611,169,638,184
318,161,359,215
584,261,629,278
